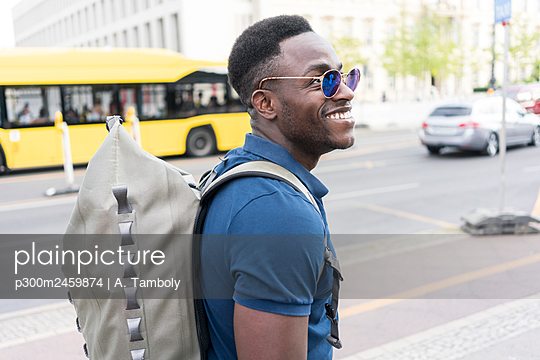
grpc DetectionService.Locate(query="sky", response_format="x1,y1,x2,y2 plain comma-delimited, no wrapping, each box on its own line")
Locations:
0,0,22,48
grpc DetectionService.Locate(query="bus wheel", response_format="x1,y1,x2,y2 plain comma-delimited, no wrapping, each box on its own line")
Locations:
0,147,7,175
186,127,216,157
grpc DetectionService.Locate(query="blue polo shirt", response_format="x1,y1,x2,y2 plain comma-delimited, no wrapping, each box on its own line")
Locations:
201,134,336,360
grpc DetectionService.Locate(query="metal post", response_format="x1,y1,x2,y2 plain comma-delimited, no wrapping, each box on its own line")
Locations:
489,20,496,89
499,22,509,212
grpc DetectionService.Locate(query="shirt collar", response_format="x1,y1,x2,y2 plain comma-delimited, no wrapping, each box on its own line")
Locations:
242,134,329,199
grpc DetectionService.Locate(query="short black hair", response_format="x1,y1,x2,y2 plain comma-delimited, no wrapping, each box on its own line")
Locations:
228,15,313,109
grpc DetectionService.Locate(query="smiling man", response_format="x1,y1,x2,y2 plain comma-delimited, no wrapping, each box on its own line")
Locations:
200,15,359,360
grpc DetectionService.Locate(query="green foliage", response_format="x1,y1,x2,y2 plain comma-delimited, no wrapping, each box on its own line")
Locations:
507,14,540,82
331,36,368,72
383,7,461,80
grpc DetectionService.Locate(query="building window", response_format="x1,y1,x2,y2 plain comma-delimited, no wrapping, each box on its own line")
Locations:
133,26,139,47
172,13,181,52
123,30,129,47
78,11,83,34
321,17,334,39
388,74,395,89
344,17,354,36
157,18,165,48
92,3,97,29
364,23,373,46
132,0,138,13
364,65,373,89
101,0,107,25
145,22,152,47
84,8,89,32
473,25,480,48
113,33,118,47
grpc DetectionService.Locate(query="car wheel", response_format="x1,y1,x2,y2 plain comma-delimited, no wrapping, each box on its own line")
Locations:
426,146,441,155
528,126,540,147
186,127,216,157
483,133,499,156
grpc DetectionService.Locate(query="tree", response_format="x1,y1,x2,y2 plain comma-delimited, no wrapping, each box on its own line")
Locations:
331,36,368,73
507,14,540,82
383,7,461,90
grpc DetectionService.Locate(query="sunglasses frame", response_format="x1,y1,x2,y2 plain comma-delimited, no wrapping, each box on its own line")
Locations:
258,68,361,98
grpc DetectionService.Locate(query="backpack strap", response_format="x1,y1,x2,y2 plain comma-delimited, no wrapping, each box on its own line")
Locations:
201,160,319,213
193,160,343,349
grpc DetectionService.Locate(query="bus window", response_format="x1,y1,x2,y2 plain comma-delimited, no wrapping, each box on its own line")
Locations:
4,86,61,127
119,86,138,117
140,84,167,120
62,85,119,124
191,83,227,115
227,85,247,113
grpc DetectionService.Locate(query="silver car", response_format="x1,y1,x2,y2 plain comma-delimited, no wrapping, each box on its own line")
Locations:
419,96,540,156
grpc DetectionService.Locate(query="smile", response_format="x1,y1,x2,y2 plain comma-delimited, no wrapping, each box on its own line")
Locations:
326,111,352,120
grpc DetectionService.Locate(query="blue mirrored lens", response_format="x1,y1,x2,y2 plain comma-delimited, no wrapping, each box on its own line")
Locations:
346,68,360,92
322,71,341,97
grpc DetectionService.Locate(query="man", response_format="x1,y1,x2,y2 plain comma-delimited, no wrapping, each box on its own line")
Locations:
201,15,359,360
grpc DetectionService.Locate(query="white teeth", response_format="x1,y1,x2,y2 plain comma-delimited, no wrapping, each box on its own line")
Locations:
327,111,351,120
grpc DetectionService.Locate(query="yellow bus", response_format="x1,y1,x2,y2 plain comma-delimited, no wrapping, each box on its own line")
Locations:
0,47,251,174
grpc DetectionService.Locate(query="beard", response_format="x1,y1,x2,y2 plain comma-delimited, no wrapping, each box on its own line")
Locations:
280,100,355,157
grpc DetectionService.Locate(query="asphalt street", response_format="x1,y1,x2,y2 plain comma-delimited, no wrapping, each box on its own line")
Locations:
0,128,539,359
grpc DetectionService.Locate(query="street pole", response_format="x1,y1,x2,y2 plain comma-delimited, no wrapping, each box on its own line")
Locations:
499,21,509,212
489,20,496,89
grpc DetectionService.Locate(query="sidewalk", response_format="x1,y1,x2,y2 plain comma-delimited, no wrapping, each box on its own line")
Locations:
0,301,86,359
341,293,540,360
3,294,540,359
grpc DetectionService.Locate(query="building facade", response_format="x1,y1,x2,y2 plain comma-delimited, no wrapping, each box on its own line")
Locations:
12,0,540,102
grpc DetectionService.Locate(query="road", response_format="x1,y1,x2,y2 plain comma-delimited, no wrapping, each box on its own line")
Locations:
0,129,539,359
1,129,539,234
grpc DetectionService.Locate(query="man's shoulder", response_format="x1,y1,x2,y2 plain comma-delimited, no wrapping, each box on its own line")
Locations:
204,173,323,234
212,175,316,216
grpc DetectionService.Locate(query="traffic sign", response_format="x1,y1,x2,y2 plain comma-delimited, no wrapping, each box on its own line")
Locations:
495,0,511,24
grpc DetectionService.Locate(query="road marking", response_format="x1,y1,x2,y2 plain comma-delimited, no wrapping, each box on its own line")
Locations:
350,201,458,228
0,194,77,213
523,165,540,173
533,186,540,216
326,183,420,201
314,161,385,174
321,140,419,162
339,251,540,319
0,170,86,185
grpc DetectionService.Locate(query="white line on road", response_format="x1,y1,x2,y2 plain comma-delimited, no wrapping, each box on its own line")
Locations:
314,161,385,174
0,195,77,213
326,183,421,201
523,165,540,173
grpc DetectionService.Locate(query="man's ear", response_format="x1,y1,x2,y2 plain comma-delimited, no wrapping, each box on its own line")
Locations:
251,90,277,120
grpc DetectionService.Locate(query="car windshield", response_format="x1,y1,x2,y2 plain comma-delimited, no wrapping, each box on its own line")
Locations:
430,107,472,116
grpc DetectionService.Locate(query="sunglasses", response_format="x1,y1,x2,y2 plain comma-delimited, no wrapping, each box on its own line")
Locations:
258,68,361,98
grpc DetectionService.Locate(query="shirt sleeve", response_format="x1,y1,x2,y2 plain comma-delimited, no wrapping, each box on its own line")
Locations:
224,187,326,316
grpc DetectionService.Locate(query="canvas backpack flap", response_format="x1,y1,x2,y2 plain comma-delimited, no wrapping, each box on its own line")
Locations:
64,120,202,360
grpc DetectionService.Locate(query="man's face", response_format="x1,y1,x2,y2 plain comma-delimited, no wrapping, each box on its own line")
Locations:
272,32,356,157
